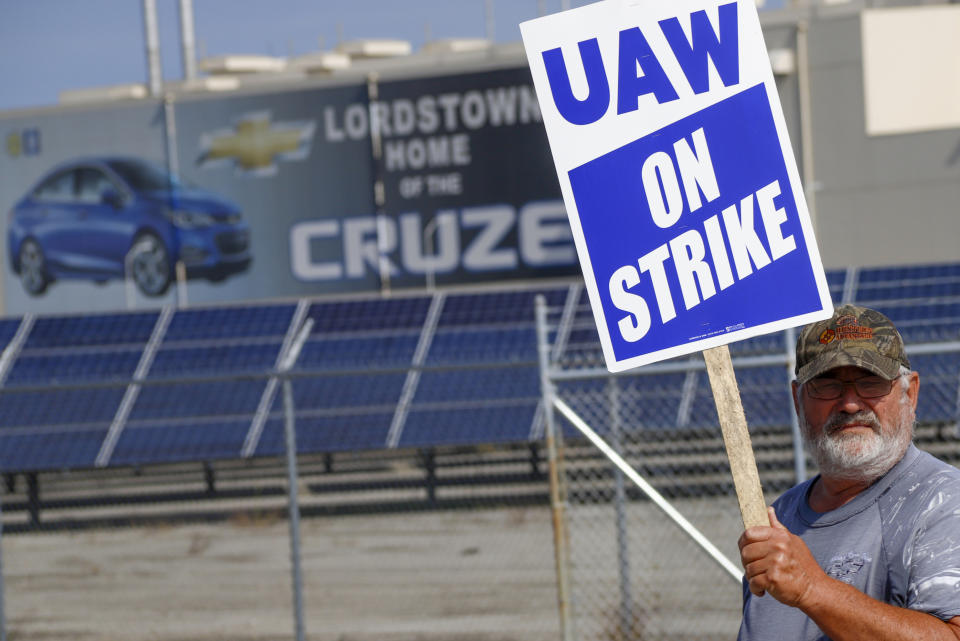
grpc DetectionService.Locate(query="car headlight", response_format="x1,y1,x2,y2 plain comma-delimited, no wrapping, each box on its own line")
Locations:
166,209,216,229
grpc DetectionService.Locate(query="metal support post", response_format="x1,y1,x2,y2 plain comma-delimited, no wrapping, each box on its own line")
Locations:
485,0,495,40
607,377,635,638
203,462,216,495
178,0,198,81
162,94,180,183
124,249,138,310
785,327,806,484
324,453,334,474
955,375,960,439
797,20,817,234
423,216,439,292
176,262,188,308
142,0,163,96
528,442,542,479
554,398,743,582
535,295,575,641
365,73,391,295
282,378,306,641
26,473,39,526
277,318,314,641
1,491,6,641
423,449,437,504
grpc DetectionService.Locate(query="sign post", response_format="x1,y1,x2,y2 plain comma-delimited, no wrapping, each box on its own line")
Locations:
703,344,768,526
521,0,833,528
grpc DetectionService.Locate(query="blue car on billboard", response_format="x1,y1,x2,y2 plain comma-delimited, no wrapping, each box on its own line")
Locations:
7,156,252,297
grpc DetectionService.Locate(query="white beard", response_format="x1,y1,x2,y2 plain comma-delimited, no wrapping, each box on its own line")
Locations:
799,397,915,484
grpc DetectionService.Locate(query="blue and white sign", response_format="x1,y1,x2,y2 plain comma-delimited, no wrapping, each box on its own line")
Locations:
521,0,833,372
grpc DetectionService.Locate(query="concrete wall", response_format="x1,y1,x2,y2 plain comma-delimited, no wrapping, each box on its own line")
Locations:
804,10,960,268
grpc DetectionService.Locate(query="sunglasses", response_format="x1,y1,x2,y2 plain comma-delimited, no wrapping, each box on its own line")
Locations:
806,376,895,400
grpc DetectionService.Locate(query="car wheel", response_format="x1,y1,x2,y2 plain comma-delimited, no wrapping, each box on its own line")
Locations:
19,239,50,296
127,232,172,297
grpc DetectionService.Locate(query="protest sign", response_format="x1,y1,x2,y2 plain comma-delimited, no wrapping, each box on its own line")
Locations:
521,0,832,373
521,0,833,527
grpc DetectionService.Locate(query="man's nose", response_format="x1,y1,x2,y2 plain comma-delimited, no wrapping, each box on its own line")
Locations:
837,384,867,412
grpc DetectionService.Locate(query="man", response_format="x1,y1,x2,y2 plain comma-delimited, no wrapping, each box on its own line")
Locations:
738,305,960,641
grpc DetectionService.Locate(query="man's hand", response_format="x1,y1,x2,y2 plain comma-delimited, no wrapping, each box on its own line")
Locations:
738,506,825,608
740,507,960,641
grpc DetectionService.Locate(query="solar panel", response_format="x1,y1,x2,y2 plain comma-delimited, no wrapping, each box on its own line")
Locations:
297,335,420,370
149,344,282,377
415,367,539,402
557,323,605,369
6,350,141,385
825,269,848,287
1,260,958,474
857,263,960,283
25,312,159,348
0,386,124,471
0,427,109,471
876,302,960,321
0,387,123,427
255,412,395,456
857,281,960,302
736,367,794,427
307,297,431,333
426,327,538,364
729,333,788,356
868,303,960,343
910,354,960,424
129,381,265,421
163,304,296,341
558,377,687,431
0,311,158,471
96,304,300,465
0,317,22,352
439,288,567,326
109,419,253,466
277,374,408,411
398,405,539,448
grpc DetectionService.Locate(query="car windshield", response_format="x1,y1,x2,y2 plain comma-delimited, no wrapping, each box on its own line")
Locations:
105,159,183,191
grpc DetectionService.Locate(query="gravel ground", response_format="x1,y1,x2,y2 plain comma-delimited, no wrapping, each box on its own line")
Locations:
2,507,562,641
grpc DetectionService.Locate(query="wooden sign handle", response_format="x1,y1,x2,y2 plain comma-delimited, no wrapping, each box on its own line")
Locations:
702,345,770,529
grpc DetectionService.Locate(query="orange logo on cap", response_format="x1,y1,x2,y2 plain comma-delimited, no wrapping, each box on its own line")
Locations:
819,329,836,344
833,316,874,341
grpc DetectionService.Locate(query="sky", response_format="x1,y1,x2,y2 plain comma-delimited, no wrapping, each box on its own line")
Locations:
0,0,604,113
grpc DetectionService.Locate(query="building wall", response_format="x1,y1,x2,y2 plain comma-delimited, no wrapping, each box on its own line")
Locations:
805,11,960,268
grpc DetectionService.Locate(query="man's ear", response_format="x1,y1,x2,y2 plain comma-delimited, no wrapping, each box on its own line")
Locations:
905,371,919,411
791,380,801,416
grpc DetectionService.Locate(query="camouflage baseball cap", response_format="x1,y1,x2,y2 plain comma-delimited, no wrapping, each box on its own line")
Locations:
795,304,910,384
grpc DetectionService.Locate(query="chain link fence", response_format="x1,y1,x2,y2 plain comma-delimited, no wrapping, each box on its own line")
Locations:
0,408,563,641
550,384,747,641
535,292,960,641
0,290,571,641
1,281,959,641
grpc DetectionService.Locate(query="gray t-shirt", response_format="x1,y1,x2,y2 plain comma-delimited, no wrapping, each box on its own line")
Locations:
739,444,960,641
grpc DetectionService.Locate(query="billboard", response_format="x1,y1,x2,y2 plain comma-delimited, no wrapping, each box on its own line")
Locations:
0,65,578,315
1,103,172,314
374,68,576,289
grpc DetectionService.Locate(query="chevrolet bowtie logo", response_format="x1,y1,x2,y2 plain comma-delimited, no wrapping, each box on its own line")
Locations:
197,111,316,176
